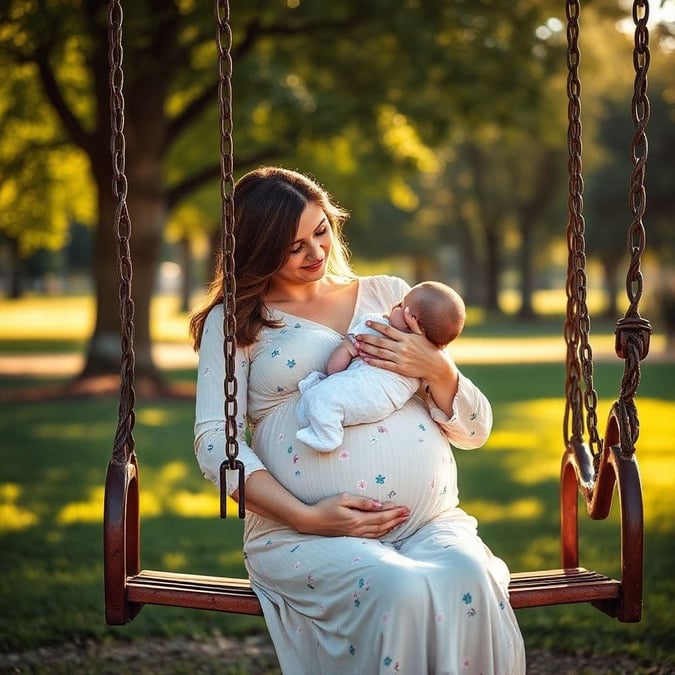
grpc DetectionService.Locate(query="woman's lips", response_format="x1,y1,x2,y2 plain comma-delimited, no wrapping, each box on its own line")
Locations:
304,259,324,271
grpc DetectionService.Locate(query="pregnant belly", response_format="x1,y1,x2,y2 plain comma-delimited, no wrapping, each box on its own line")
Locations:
253,397,459,538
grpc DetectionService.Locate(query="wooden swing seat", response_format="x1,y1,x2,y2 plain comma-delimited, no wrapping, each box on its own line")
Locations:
105,419,643,625
120,566,620,617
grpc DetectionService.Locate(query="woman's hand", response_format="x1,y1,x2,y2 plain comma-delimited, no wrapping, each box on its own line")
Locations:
355,309,445,379
355,309,459,416
296,493,410,538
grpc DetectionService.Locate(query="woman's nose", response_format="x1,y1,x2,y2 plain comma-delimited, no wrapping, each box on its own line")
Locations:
306,241,322,260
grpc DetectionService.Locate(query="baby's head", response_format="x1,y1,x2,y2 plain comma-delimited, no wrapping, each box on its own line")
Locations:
389,281,465,347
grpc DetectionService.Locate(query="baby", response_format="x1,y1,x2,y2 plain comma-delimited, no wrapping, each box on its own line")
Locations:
296,281,466,452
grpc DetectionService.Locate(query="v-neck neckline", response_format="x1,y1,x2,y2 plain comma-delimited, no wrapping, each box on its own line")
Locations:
269,278,362,336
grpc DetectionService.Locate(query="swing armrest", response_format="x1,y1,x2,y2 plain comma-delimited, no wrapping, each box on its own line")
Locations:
560,407,644,622
104,453,142,625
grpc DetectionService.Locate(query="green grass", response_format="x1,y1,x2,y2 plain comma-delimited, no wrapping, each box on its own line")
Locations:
1,294,674,668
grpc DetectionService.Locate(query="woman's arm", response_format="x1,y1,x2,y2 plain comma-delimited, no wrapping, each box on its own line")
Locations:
354,308,492,448
354,308,458,416
236,470,410,537
195,306,410,535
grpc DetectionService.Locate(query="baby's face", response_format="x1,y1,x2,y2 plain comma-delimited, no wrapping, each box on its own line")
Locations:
388,293,413,331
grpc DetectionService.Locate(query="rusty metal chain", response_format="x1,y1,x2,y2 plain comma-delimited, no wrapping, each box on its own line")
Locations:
216,0,244,518
614,0,653,457
108,0,136,465
563,0,602,464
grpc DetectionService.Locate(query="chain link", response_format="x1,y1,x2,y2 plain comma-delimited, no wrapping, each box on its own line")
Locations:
613,0,653,455
216,0,244,517
563,0,602,464
109,0,136,464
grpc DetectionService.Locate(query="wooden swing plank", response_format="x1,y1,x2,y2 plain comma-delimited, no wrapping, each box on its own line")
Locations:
124,567,620,617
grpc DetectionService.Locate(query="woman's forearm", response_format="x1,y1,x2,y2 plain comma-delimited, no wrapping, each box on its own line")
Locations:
424,349,459,417
232,469,311,529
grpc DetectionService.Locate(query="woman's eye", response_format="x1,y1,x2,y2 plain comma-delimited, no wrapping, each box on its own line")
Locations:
290,244,302,255
316,227,328,236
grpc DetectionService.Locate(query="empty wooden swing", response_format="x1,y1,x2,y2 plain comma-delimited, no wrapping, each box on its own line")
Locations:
104,0,652,625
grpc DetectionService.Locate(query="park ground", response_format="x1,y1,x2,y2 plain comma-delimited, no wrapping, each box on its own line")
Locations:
1,294,674,674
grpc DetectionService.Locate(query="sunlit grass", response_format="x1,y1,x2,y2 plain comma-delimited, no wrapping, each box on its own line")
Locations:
0,293,190,345
0,295,673,666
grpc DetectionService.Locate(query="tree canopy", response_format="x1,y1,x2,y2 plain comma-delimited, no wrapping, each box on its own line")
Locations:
1,0,672,383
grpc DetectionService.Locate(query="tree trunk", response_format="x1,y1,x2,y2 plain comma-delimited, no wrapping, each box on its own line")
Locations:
601,255,620,320
4,237,23,299
179,235,193,314
517,219,536,320
80,156,165,382
484,228,501,312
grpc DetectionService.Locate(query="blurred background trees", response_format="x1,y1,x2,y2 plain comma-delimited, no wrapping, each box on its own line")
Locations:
1,0,673,384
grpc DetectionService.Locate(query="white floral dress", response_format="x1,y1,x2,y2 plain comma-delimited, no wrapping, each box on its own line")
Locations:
195,275,526,675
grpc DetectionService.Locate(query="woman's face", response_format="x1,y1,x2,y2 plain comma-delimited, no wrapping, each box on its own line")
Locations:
274,201,332,286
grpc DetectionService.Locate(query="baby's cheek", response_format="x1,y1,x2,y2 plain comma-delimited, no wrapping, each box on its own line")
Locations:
389,307,406,331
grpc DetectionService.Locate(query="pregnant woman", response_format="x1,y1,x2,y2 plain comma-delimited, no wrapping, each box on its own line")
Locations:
191,166,525,675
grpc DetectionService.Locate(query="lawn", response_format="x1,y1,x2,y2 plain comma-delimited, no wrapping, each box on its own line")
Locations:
0,294,673,670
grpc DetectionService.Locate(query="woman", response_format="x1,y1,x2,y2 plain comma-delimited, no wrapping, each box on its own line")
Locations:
190,166,525,674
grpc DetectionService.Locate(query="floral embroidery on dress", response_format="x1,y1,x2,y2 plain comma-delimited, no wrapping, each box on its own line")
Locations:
356,479,368,490
375,474,386,484
338,449,351,461
271,349,280,358
377,425,388,433
286,359,296,368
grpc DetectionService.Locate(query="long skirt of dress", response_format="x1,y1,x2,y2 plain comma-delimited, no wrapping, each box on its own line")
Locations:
245,509,526,675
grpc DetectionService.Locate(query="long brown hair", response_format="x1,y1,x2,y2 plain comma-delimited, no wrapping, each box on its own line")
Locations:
190,166,354,349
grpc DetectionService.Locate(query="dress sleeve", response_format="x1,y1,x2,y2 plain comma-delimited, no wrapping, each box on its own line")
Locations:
194,305,267,495
424,372,493,450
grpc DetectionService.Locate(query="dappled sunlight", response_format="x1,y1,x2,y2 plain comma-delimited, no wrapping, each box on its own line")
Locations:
158,460,189,483
162,552,188,570
57,486,104,525
171,490,219,517
515,536,563,571
34,422,104,441
0,483,38,532
137,408,176,427
488,398,564,483
139,489,162,517
632,399,675,532
462,497,544,523
489,396,674,534
218,549,246,567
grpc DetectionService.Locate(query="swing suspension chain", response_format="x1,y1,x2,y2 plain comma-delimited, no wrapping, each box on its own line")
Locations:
216,0,245,516
109,0,136,465
614,0,653,457
563,0,602,460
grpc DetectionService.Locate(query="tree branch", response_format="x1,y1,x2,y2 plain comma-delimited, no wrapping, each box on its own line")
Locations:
166,147,285,209
34,49,93,155
166,13,357,150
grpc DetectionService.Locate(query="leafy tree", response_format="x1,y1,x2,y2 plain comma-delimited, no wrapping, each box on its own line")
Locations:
1,0,605,384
